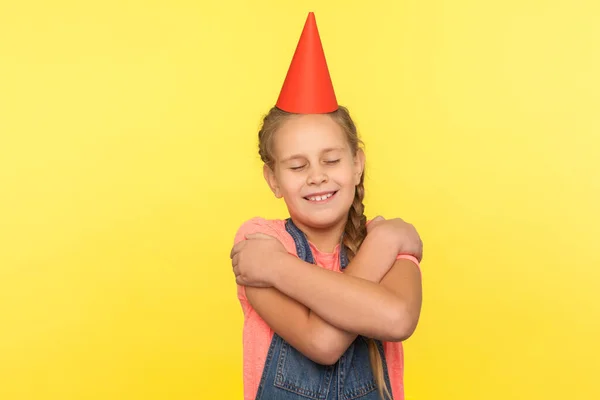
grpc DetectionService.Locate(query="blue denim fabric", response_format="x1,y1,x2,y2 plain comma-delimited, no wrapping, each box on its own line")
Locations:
254,218,391,399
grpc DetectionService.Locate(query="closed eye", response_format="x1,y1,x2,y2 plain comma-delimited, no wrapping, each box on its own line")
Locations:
325,159,341,164
290,165,306,171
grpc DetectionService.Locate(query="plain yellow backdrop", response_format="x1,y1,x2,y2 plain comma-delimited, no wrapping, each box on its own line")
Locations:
1,1,599,399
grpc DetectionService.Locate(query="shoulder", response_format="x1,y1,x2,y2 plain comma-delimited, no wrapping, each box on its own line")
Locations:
233,217,288,244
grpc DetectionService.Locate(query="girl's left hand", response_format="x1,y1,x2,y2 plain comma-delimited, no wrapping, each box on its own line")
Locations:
230,233,287,287
367,216,423,262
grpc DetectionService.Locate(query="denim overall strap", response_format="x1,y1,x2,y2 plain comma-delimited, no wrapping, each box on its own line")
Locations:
254,218,392,400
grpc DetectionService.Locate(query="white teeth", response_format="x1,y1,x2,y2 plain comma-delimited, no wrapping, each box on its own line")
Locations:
308,192,334,202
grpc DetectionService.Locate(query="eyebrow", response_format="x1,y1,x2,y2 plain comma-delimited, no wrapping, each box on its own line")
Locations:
280,147,345,163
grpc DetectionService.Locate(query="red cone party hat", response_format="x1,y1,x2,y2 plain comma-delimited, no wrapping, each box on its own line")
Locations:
276,12,338,113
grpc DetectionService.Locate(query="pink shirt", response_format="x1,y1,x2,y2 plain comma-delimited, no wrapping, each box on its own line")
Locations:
234,217,420,400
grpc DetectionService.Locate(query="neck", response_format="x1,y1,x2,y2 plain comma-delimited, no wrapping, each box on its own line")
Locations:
291,216,347,253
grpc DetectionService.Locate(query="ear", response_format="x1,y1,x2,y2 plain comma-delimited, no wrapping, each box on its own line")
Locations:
353,148,366,185
263,164,283,198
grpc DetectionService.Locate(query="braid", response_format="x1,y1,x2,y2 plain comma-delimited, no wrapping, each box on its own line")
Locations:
342,174,367,261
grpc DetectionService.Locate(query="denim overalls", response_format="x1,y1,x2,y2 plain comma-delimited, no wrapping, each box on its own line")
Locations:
254,218,392,400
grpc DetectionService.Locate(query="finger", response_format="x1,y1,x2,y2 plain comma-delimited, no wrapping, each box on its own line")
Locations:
367,216,384,226
367,215,385,231
230,241,245,259
231,254,239,269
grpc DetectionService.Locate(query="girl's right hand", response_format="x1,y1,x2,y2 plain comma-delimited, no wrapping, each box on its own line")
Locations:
367,216,423,262
230,233,288,288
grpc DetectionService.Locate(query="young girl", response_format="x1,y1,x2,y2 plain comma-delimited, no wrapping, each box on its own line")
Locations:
230,13,423,400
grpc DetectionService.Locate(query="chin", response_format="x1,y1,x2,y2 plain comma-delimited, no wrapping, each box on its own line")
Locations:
292,209,347,230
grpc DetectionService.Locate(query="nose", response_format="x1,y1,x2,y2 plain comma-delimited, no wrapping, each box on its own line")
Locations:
306,165,328,185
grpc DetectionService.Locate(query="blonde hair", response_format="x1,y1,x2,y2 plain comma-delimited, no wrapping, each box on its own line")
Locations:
258,106,392,400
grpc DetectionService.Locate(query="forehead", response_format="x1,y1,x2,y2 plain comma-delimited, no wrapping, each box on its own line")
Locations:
273,114,347,159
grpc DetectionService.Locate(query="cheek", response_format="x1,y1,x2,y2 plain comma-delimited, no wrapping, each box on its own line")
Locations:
333,165,358,186
278,172,305,195
331,169,357,196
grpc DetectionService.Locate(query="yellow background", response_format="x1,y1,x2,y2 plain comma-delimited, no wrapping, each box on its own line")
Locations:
1,1,599,399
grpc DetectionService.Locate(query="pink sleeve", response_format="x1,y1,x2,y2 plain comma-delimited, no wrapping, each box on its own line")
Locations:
396,254,422,278
396,254,420,266
234,217,281,245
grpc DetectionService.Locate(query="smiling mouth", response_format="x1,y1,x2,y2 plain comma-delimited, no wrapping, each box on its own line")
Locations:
304,191,338,202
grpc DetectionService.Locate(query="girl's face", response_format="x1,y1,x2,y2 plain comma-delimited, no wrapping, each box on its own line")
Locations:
264,114,364,230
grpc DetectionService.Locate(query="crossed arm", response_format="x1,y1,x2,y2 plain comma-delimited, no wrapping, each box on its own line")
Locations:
234,223,423,365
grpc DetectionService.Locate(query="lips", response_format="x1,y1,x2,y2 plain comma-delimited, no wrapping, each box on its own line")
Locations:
304,191,338,202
